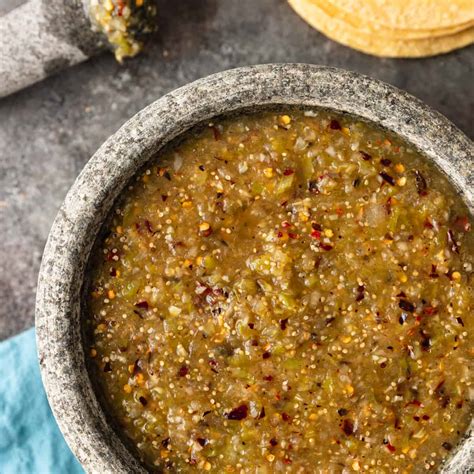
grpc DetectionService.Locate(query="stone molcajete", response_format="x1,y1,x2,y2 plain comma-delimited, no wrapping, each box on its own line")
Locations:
35,64,473,473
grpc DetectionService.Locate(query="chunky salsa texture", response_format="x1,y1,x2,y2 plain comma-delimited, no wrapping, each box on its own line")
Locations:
89,0,157,61
87,110,473,473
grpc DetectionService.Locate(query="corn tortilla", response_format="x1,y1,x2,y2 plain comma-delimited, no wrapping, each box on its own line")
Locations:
326,0,474,31
288,0,474,57
316,0,474,39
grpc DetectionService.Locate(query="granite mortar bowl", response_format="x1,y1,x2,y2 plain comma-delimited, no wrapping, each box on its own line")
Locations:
35,64,473,473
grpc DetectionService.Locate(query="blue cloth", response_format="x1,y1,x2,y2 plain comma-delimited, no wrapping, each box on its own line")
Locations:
0,327,84,474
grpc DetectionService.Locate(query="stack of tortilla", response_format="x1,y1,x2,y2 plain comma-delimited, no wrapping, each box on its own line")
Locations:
288,0,474,57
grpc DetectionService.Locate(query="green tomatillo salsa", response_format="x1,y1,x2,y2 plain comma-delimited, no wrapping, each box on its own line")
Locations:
86,109,473,473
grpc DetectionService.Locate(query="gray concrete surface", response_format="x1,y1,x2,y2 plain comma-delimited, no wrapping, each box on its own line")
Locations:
1,0,473,340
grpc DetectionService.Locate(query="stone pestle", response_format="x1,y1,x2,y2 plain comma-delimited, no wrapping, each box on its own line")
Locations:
0,0,157,98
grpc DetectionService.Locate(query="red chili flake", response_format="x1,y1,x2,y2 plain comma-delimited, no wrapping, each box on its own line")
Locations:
414,415,421,421
263,375,273,382
440,395,450,408
454,216,471,232
385,197,393,215
355,285,365,302
319,243,333,251
308,180,319,194
359,151,372,161
380,158,392,166
447,230,459,254
311,230,321,239
281,412,292,422
158,167,171,179
405,399,423,408
135,301,149,310
178,365,189,377
311,222,322,231
283,458,292,465
414,170,428,196
201,227,213,237
197,437,209,447
280,318,289,330
277,231,284,238
422,414,430,421
386,443,396,453
227,404,248,420
399,299,415,312
342,419,354,435
288,232,298,239
420,331,431,351
114,0,126,15
262,352,271,359
269,438,278,447
379,172,395,185
282,221,292,228
424,219,434,229
109,268,117,277
429,264,439,278
329,119,341,130
211,125,221,141
355,293,364,302
132,359,142,376
434,380,445,393
423,306,437,316
144,220,154,233
248,322,255,329
283,168,294,176
394,416,401,430
106,249,119,261
442,442,453,451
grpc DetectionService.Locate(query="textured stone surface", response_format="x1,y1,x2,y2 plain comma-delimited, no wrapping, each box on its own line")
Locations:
0,3,473,337
35,65,472,473
0,0,106,98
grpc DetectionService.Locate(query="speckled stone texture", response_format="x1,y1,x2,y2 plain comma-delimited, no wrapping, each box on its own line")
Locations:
0,0,106,98
1,0,474,343
35,65,472,473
